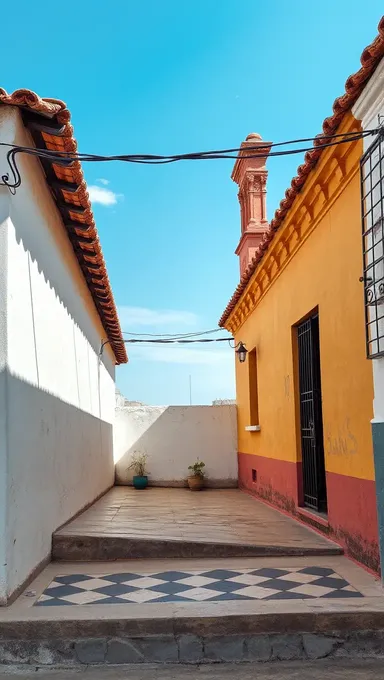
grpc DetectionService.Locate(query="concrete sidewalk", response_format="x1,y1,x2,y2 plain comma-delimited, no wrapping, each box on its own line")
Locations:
0,660,383,679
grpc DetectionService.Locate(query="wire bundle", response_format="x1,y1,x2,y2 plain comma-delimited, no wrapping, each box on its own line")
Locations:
99,329,234,355
0,128,379,193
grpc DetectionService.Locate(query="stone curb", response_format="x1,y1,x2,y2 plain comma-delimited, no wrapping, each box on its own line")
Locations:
1,631,384,665
2,611,384,640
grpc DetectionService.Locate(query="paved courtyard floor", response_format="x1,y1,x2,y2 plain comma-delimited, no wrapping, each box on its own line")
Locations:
54,488,341,554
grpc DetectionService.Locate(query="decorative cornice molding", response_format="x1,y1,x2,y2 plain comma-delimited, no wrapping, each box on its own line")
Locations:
225,116,361,334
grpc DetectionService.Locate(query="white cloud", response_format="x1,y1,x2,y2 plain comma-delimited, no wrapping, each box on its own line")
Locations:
118,306,198,328
88,185,119,206
97,178,110,185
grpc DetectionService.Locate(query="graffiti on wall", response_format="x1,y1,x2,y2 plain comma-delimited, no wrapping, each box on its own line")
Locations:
325,418,357,457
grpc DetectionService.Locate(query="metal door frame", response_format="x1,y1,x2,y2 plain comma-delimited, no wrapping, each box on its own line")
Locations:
297,312,327,512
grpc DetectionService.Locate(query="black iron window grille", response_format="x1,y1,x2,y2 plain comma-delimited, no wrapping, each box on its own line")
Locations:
361,129,384,359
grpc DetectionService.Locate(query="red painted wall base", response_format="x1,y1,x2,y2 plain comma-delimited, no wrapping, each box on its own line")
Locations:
238,452,302,513
238,452,380,573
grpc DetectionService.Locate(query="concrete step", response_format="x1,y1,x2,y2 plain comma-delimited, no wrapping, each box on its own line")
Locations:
52,535,343,561
52,488,344,562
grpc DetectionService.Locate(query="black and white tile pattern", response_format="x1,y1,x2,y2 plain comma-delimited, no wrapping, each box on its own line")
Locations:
35,567,363,606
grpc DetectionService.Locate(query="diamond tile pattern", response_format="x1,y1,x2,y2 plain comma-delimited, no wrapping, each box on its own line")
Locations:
35,567,363,606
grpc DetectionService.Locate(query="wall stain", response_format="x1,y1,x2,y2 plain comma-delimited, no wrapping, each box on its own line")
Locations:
255,479,296,515
241,476,380,574
334,527,380,574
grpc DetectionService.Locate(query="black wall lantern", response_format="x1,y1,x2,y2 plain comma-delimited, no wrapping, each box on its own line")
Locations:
236,341,248,363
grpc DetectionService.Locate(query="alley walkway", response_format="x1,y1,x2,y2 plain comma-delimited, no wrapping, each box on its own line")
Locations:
53,488,342,561
1,553,383,664
1,661,383,679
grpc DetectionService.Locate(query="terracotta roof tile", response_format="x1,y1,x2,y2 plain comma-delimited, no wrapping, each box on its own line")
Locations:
0,88,127,363
219,16,384,328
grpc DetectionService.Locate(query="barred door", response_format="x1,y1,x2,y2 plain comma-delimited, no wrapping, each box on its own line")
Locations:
297,314,327,512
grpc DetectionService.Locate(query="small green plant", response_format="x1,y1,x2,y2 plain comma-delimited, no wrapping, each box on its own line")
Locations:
188,459,206,478
128,452,148,477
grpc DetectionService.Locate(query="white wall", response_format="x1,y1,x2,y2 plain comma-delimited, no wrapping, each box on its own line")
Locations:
353,56,384,423
0,107,116,603
0,195,9,605
114,404,238,487
353,56,384,576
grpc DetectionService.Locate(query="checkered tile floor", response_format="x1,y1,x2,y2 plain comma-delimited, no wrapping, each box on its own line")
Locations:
35,567,363,606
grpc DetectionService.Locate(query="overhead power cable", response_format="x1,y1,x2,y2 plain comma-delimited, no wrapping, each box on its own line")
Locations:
0,128,379,193
121,328,225,338
99,334,233,356
124,337,231,344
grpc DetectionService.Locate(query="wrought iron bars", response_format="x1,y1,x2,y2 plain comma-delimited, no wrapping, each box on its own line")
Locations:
361,129,384,359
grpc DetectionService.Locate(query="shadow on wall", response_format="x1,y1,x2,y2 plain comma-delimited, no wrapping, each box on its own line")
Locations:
0,111,116,605
114,404,238,488
5,372,114,601
10,188,112,377
3,121,116,421
2,109,114,377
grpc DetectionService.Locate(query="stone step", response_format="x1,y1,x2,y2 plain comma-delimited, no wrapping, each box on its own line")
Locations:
52,534,343,561
1,610,384,665
52,488,344,563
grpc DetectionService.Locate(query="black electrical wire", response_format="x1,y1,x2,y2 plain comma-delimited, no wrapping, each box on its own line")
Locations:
0,127,377,162
124,337,231,343
0,127,380,193
99,334,233,355
121,328,225,338
3,129,374,168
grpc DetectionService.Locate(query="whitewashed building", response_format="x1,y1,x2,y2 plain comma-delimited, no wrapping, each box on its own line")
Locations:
0,89,127,604
353,57,384,577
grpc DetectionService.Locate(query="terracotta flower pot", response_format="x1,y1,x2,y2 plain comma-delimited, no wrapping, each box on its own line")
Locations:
187,474,204,491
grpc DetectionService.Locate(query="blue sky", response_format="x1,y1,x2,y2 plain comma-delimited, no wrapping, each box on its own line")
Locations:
2,1,383,404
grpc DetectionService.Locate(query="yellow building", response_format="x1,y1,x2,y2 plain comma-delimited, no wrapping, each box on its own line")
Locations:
219,24,384,571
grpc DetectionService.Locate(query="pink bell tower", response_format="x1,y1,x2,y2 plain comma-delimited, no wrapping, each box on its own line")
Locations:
232,132,271,276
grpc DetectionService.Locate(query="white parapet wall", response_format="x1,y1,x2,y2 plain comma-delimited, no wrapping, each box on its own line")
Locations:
114,404,238,487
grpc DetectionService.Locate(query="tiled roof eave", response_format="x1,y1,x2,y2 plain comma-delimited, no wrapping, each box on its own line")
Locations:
219,16,384,328
0,88,127,364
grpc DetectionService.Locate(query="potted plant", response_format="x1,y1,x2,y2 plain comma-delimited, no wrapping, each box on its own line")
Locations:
128,452,149,490
187,459,206,491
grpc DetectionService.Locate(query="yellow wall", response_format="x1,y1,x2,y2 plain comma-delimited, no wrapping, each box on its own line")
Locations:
231,118,374,482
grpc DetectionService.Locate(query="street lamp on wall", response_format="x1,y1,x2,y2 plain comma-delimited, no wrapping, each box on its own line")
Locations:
235,341,248,363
